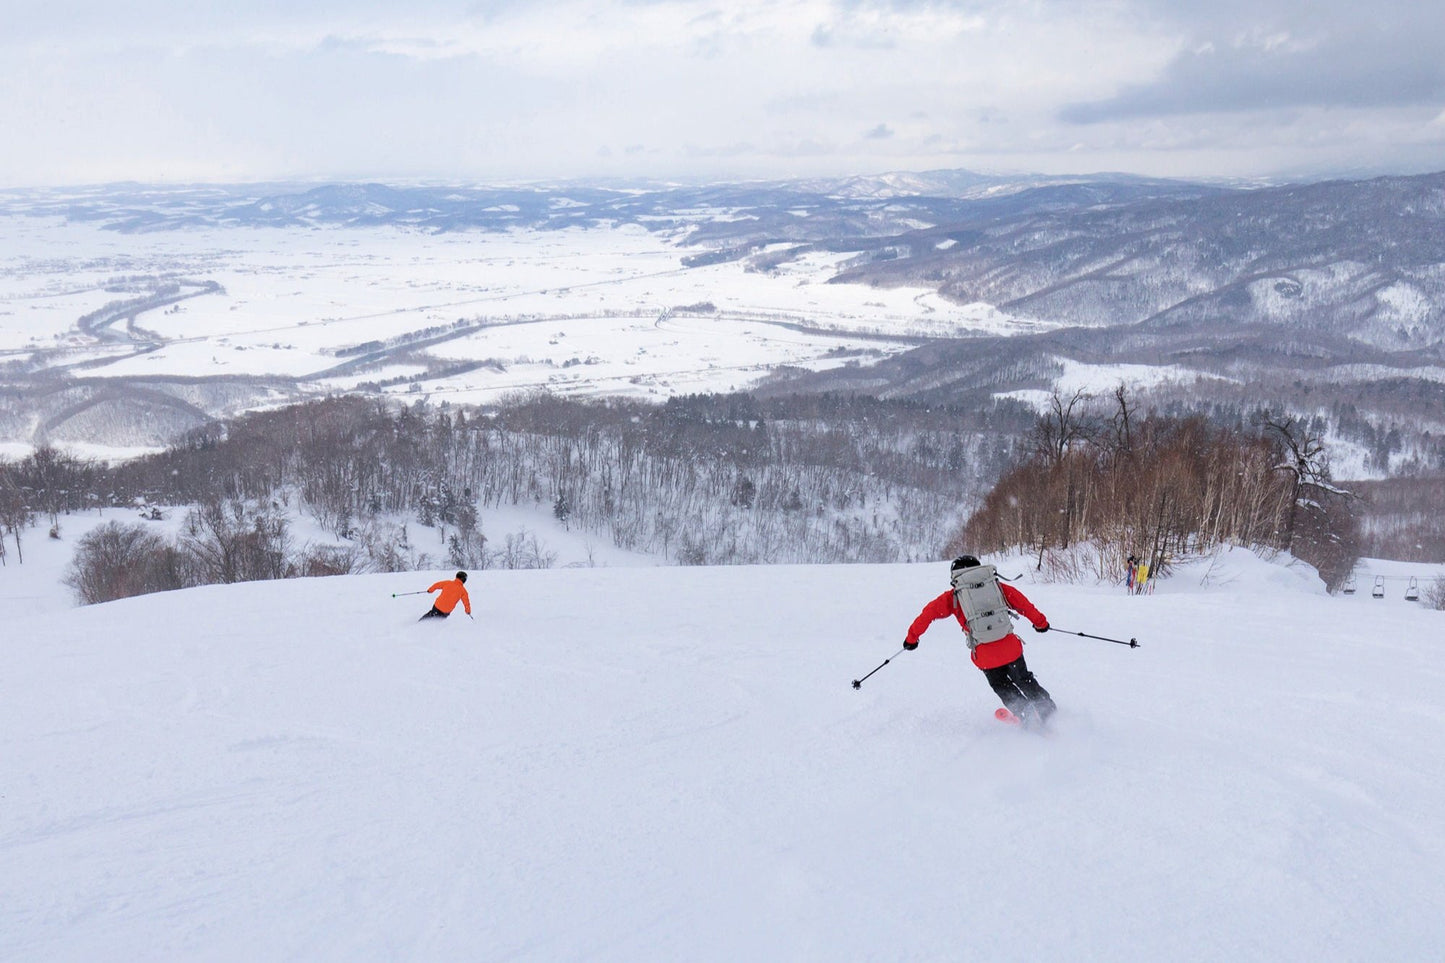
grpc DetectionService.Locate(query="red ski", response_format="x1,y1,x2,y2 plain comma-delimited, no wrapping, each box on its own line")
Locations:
994,707,1021,725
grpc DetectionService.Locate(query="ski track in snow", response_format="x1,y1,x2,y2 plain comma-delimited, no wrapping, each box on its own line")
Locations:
2,554,1445,960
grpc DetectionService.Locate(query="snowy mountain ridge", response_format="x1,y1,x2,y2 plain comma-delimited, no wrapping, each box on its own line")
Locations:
4,546,1444,960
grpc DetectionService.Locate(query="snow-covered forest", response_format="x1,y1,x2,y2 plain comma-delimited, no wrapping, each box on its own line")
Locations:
1,392,1038,586
5,389,1432,612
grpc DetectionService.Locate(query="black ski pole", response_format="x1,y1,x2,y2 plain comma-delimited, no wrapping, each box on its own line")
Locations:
1050,627,1140,648
852,647,906,690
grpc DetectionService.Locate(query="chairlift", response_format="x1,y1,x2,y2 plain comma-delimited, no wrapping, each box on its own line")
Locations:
1405,577,1420,602
1371,576,1386,599
1341,574,1357,595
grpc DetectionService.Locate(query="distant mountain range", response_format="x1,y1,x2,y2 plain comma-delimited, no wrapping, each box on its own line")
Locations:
4,169,1225,236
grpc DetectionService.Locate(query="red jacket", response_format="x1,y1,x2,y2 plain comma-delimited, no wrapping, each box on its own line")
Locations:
905,582,1048,670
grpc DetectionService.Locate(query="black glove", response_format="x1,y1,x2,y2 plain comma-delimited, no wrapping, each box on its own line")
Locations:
903,640,918,650
1034,624,1049,633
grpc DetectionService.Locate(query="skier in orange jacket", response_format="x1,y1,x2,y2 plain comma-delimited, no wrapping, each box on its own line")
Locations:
420,571,472,620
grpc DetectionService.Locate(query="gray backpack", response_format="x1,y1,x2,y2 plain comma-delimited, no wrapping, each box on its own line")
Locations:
950,563,1014,649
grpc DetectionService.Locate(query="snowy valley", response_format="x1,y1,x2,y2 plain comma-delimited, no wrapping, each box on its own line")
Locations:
3,174,1444,479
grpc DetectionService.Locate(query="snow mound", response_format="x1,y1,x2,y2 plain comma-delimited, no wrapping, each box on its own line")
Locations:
1162,546,1328,596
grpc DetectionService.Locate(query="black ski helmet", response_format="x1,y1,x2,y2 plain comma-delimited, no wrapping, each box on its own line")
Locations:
950,555,981,573
456,571,468,583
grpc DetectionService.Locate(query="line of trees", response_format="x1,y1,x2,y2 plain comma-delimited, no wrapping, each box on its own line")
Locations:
951,388,1361,589
1347,477,1445,562
3,387,1417,603
64,503,310,605
4,392,1033,588
62,499,574,605
0,445,107,564
105,391,1027,566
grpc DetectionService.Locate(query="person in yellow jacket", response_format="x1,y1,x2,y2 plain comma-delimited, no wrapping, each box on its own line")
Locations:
419,571,472,620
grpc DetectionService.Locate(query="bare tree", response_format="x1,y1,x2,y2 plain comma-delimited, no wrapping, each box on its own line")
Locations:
1030,388,1093,467
1109,382,1138,459
0,464,33,564
957,411,1358,584
64,522,186,604
1261,413,1355,550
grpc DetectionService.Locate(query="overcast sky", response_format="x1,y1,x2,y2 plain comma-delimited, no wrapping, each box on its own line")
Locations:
4,0,1443,187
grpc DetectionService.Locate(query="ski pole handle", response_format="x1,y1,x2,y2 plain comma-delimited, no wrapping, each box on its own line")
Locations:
1052,628,1140,648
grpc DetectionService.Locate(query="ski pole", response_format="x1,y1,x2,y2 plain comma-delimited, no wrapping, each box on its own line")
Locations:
1051,627,1140,648
391,590,429,598
852,647,906,690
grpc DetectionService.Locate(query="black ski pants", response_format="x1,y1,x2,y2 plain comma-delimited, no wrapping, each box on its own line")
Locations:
418,606,450,621
983,656,1055,722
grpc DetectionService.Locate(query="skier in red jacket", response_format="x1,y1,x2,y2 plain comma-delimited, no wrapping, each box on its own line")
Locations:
904,555,1056,724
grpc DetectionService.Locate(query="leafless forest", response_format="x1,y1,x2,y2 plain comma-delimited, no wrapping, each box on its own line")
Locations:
3,392,1032,596
2,389,1434,604
953,389,1366,590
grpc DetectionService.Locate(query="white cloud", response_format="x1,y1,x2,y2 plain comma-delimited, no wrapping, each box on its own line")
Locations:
0,0,1440,186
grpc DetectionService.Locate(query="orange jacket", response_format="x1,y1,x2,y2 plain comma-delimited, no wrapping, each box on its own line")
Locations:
905,582,1047,670
428,578,472,615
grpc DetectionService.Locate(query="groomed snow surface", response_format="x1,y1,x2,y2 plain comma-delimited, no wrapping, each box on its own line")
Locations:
4,550,1444,961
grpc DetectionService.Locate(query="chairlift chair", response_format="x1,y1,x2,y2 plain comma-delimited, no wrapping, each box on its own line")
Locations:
1405,577,1420,602
1342,574,1357,595
1372,576,1386,599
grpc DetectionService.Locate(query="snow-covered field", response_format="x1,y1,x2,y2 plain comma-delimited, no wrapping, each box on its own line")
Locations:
998,356,1239,413
0,216,1034,411
4,543,1443,960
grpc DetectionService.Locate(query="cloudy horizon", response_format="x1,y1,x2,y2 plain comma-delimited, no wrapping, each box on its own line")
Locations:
4,0,1444,188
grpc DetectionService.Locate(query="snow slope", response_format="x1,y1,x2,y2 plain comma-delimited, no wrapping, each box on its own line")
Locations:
3,554,1444,961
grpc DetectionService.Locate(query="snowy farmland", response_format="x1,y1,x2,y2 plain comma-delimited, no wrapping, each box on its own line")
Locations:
3,547,1444,960
0,214,1033,412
